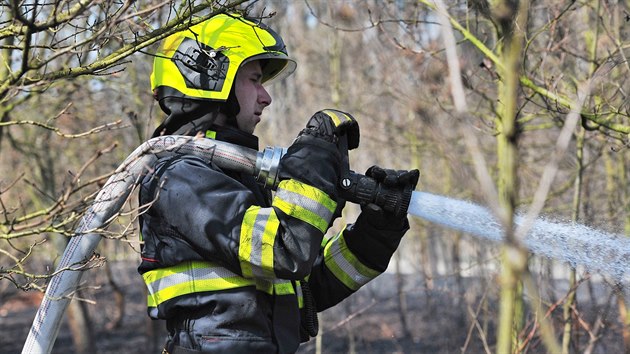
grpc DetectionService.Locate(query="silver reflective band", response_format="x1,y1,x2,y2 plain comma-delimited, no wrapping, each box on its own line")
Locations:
276,188,334,223
326,236,375,289
146,264,243,294
248,209,276,279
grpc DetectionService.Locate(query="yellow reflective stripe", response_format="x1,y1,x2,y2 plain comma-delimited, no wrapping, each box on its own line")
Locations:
274,179,336,233
239,208,256,278
261,215,277,276
143,261,297,307
296,281,304,308
205,130,217,139
253,279,295,296
323,231,381,291
274,197,329,233
274,279,294,295
143,261,255,307
322,109,352,127
239,206,279,279
277,179,337,215
147,276,250,307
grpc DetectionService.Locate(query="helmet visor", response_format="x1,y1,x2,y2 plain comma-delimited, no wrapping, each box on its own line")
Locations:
244,54,297,86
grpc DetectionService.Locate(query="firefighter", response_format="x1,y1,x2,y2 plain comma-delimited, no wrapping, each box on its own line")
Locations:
139,12,419,354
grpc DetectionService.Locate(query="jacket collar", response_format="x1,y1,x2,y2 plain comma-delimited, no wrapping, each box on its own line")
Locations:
205,125,259,150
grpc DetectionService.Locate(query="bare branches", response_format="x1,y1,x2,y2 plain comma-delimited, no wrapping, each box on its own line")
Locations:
0,118,124,138
0,0,251,102
420,0,630,135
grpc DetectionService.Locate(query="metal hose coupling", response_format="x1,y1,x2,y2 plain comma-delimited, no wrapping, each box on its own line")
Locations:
255,146,287,189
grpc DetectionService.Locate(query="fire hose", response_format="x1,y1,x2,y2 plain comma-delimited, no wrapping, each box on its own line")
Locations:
22,134,412,354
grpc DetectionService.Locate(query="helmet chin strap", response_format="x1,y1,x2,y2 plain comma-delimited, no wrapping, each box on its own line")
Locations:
220,85,240,128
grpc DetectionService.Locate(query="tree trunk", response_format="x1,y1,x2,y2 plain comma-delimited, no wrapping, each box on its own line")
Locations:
493,1,529,352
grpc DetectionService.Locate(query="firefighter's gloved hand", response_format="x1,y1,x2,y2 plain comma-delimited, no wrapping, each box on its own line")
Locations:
357,166,420,231
367,166,419,191
279,113,348,202
342,166,419,273
299,109,357,220
300,109,360,150
280,109,359,208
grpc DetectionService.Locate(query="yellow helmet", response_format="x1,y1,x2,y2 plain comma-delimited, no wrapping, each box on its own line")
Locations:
151,13,296,102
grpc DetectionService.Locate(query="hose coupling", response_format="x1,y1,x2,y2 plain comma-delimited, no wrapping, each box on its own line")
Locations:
255,146,286,189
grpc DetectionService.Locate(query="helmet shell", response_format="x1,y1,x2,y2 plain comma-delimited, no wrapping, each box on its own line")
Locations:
151,13,296,102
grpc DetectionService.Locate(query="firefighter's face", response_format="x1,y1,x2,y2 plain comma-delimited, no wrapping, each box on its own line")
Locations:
233,60,272,134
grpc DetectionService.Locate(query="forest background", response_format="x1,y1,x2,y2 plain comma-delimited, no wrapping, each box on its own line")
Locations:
1,0,630,353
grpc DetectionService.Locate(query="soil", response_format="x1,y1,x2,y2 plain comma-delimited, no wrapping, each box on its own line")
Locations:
1,261,625,354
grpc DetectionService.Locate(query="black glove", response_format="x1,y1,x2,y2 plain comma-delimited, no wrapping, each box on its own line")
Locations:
300,109,360,150
342,166,419,272
357,166,420,231
279,110,358,200
280,109,359,208
301,109,358,217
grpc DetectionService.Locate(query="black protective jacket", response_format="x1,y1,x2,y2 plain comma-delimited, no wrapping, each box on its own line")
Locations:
138,125,407,353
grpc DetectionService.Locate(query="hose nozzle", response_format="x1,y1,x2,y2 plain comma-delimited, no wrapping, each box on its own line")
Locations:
338,171,412,218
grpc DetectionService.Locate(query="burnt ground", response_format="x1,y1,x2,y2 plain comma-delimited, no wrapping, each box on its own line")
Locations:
1,260,626,354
